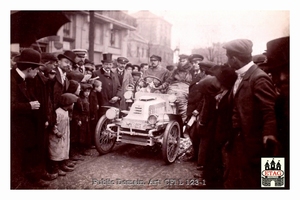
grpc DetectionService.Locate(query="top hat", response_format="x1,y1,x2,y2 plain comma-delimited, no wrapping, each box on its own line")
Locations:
57,50,77,64
16,48,44,66
102,53,113,63
265,36,289,68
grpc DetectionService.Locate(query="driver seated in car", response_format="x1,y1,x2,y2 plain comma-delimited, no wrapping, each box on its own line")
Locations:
155,54,194,122
141,55,171,93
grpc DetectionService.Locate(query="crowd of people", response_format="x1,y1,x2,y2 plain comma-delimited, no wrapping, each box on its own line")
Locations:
11,36,289,189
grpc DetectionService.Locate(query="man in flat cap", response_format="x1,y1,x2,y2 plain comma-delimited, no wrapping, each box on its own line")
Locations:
157,54,193,122
189,54,205,82
222,39,278,189
143,55,171,93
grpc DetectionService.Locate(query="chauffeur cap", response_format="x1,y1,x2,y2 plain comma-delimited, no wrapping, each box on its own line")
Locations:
117,57,129,64
150,55,162,62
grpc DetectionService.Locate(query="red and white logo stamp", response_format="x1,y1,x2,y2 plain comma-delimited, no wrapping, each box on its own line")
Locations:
261,157,285,187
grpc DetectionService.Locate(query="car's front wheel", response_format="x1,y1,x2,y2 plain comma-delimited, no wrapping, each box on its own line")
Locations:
162,120,180,164
94,115,117,155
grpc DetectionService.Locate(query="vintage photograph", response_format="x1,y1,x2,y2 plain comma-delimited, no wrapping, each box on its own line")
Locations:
9,7,291,192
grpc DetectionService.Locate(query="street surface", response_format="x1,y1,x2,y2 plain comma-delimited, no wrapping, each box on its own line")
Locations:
17,138,206,190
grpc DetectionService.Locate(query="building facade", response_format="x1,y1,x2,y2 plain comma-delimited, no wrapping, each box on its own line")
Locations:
129,11,174,67
31,11,137,65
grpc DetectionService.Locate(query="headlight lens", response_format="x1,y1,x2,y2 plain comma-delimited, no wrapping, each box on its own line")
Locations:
106,108,119,119
124,91,133,100
147,114,158,125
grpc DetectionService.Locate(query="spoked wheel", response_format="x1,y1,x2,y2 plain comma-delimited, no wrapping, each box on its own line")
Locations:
162,120,180,164
94,115,117,155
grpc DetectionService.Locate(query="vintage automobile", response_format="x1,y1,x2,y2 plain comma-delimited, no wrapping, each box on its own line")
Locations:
94,76,184,164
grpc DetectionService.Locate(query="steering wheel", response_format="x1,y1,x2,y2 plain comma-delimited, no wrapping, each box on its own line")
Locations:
134,75,163,94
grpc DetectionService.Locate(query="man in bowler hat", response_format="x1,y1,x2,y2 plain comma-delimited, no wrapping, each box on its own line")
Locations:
222,39,278,188
11,48,49,187
53,50,76,109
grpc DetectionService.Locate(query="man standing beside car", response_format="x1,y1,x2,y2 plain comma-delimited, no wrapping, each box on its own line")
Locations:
92,53,122,116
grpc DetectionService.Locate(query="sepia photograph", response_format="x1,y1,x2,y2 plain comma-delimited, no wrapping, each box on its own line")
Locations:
6,0,297,197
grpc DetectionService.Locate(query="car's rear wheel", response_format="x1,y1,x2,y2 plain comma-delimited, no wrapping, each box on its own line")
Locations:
162,120,180,164
94,115,116,155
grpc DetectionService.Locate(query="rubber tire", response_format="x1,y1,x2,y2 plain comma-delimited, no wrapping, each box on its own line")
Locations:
162,120,180,164
94,115,116,155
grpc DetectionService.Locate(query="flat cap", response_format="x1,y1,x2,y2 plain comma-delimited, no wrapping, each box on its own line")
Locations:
223,39,253,57
66,70,84,82
59,93,78,107
179,54,190,59
81,83,93,91
150,55,162,62
117,57,129,64
189,54,204,62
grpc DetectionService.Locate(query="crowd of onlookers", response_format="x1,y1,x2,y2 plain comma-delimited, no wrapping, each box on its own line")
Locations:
11,36,289,189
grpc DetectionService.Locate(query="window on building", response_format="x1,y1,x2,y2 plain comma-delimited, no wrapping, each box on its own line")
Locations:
110,29,120,48
63,22,71,38
137,46,140,57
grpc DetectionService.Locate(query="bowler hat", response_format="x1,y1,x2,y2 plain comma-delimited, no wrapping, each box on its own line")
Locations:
117,57,129,64
59,93,78,107
189,54,204,62
57,50,76,64
102,53,113,63
16,48,44,66
41,52,58,63
223,39,253,57
150,55,162,62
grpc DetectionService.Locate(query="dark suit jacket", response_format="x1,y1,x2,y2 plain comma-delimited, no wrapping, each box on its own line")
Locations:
53,67,70,109
230,64,277,162
186,73,206,118
92,68,122,108
11,69,38,171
